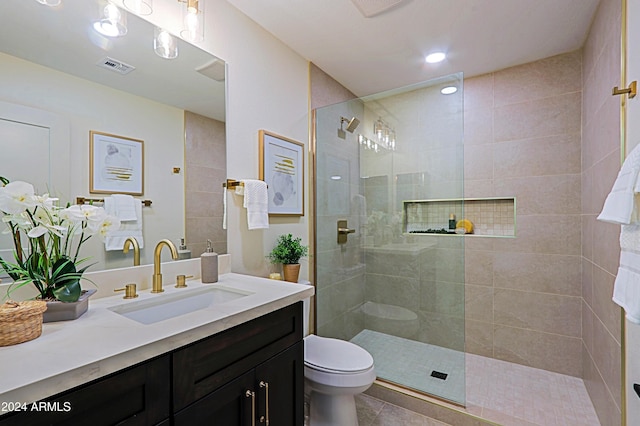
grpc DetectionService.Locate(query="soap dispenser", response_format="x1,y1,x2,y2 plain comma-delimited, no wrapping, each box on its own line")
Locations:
201,239,218,283
178,238,191,260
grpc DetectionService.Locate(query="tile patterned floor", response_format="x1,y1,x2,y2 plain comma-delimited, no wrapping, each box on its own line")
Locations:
356,394,450,426
351,329,600,425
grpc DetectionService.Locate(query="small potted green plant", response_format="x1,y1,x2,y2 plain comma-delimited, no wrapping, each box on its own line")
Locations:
267,234,308,283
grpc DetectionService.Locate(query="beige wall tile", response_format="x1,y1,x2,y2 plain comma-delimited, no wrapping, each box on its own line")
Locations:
465,284,493,322
582,258,594,306
494,92,581,142
494,174,581,215
494,325,582,376
592,316,622,409
494,50,582,107
463,107,493,146
465,319,493,357
583,346,622,426
493,251,581,296
592,265,621,341
583,300,594,357
493,288,581,337
493,133,581,178
464,249,494,286
464,73,494,111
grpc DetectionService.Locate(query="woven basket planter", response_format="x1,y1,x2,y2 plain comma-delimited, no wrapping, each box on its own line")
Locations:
0,300,47,346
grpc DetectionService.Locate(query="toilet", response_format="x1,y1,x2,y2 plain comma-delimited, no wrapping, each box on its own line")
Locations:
301,282,376,426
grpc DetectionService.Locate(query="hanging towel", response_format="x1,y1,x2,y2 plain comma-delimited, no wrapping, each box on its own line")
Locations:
612,224,640,323
597,144,640,224
103,195,144,251
222,189,227,230
240,179,269,230
598,143,640,322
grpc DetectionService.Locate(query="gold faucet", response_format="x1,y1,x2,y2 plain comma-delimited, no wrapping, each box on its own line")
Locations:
122,237,140,266
152,239,179,293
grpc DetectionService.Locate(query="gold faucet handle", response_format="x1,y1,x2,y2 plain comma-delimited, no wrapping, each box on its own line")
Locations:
175,275,194,288
114,283,139,299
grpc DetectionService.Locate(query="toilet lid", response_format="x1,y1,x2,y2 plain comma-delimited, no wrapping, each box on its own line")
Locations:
304,335,374,373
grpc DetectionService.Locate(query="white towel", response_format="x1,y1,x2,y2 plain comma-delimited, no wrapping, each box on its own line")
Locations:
613,224,640,323
598,143,640,322
597,144,640,224
222,189,227,230
240,179,269,230
108,194,138,221
103,195,144,251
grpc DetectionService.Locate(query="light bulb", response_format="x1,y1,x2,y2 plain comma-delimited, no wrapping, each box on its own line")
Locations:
154,27,178,59
425,52,446,63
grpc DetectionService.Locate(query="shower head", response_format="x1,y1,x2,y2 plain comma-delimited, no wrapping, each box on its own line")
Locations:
338,116,361,139
342,116,360,133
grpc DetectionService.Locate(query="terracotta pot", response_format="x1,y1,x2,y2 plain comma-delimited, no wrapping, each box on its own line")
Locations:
282,264,301,283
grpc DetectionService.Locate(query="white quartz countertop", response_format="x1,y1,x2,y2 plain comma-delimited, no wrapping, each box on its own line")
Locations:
0,273,314,407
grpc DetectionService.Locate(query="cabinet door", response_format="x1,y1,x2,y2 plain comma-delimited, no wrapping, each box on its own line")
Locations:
255,341,304,426
0,355,170,426
174,370,255,426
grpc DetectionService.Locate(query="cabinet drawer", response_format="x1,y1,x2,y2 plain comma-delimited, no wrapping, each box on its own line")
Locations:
173,302,302,411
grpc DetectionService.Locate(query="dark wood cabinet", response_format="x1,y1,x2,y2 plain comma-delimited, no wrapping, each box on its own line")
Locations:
0,355,171,426
0,302,304,426
174,342,304,426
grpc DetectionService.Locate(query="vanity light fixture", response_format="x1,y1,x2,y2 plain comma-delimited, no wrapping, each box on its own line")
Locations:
425,52,446,64
93,1,128,37
179,0,204,43
35,0,62,6
154,27,178,59
441,86,458,95
123,0,153,15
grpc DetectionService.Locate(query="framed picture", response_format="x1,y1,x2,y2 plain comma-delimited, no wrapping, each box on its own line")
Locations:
89,131,144,195
259,130,304,216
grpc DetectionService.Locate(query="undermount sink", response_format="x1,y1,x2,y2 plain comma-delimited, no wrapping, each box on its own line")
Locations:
108,285,253,325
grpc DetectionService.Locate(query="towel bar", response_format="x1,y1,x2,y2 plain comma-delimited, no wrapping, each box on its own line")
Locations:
76,196,152,207
223,179,267,189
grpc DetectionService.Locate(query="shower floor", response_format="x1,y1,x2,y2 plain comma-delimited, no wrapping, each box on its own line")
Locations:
351,329,600,425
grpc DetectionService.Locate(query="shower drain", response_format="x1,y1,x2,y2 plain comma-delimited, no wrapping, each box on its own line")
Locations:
430,370,448,380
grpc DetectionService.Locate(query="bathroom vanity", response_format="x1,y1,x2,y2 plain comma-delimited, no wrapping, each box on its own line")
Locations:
0,273,313,425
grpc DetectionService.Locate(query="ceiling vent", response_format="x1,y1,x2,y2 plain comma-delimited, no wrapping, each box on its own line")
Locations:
196,59,225,82
350,0,407,17
96,57,135,75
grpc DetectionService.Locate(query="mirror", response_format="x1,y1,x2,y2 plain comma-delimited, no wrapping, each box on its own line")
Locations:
0,0,226,274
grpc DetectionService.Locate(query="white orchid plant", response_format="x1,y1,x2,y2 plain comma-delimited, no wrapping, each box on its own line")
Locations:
0,177,120,302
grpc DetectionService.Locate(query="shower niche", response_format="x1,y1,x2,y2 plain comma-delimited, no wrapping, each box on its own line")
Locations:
403,197,516,237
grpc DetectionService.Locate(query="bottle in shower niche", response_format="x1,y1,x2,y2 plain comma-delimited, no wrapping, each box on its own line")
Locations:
201,240,218,283
449,213,456,233
178,238,191,260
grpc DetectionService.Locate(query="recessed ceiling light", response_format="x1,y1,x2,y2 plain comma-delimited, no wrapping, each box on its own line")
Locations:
441,86,457,95
330,175,342,181
425,52,446,63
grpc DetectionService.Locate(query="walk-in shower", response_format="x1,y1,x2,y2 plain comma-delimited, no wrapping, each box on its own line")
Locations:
313,73,466,404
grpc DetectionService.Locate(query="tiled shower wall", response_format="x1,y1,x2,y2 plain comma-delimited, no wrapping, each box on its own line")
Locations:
184,111,227,257
463,51,584,376
581,0,623,424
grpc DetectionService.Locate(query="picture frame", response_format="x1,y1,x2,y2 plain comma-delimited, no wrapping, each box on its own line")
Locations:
259,130,304,216
89,131,144,195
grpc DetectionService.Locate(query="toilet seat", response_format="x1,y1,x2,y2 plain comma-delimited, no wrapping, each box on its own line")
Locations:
304,335,374,374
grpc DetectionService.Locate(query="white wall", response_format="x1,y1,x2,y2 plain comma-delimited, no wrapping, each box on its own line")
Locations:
0,52,185,270
125,0,311,279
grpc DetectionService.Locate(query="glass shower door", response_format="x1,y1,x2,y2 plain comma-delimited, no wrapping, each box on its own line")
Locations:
314,74,466,405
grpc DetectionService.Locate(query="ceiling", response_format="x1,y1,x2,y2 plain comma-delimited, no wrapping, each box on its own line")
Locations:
227,0,601,97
